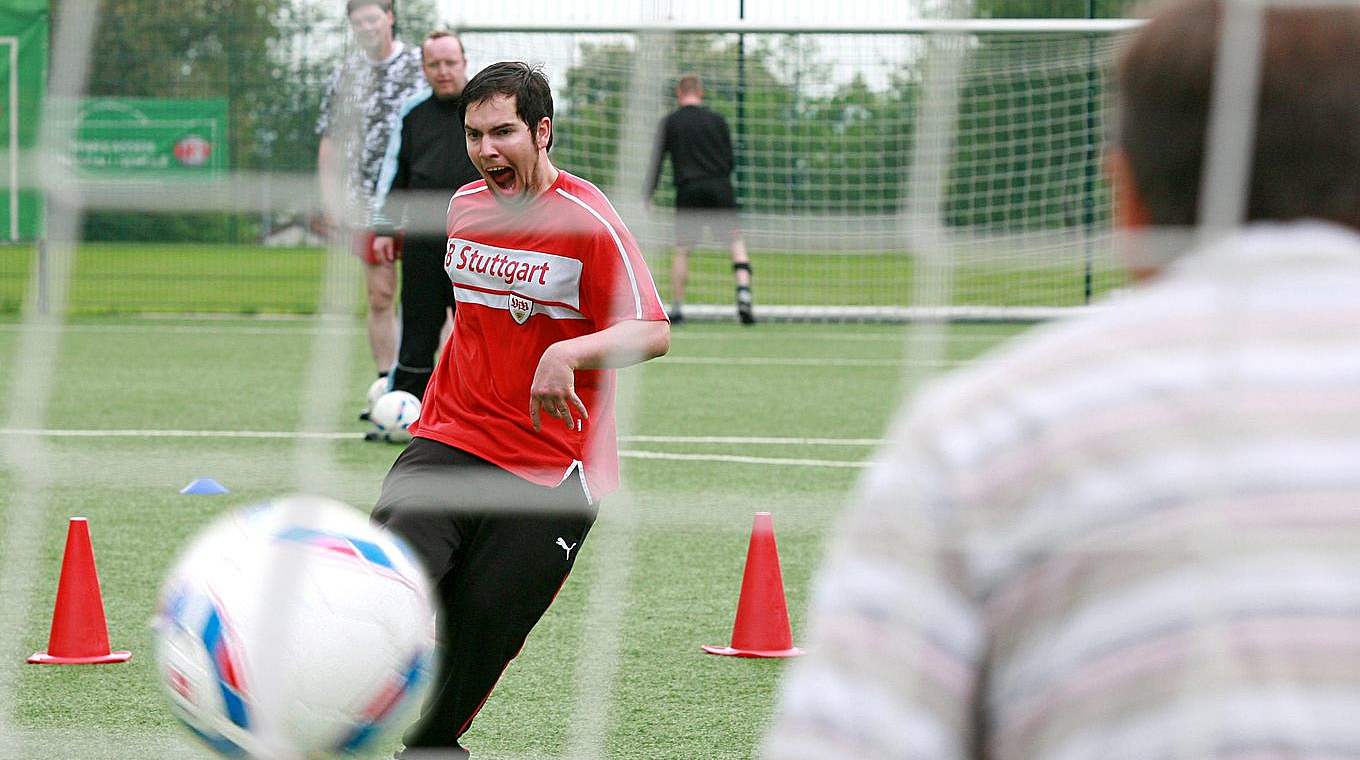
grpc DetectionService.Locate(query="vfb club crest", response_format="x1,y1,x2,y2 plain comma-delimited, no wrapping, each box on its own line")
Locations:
508,295,533,324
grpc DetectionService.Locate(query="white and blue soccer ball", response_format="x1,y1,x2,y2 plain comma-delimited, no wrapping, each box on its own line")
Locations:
365,377,390,415
370,391,421,444
151,495,436,758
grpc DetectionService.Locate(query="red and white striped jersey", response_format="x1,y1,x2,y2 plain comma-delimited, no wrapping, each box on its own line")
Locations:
410,170,667,501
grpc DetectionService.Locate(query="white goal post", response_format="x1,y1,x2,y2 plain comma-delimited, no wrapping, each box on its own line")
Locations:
452,18,1143,322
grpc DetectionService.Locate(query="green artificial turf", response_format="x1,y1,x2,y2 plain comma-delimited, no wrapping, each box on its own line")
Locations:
0,317,1029,758
0,242,1124,316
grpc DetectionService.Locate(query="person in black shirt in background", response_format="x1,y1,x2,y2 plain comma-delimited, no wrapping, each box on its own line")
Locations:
646,74,755,325
371,31,482,403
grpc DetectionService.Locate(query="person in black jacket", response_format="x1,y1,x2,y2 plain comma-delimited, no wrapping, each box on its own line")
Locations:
371,31,481,404
646,74,755,324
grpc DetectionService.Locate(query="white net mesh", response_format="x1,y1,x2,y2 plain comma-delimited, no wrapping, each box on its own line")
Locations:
462,24,1130,321
0,3,1157,759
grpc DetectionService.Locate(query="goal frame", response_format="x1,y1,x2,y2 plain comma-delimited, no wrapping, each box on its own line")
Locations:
454,18,1145,323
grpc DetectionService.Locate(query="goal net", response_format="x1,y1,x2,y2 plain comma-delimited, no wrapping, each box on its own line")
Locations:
0,4,1149,759
7,1,1357,758
460,20,1136,322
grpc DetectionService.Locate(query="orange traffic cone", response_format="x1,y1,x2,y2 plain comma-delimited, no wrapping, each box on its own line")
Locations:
27,518,131,665
703,512,803,658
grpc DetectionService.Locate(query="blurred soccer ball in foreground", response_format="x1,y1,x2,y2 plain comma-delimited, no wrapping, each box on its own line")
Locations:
370,391,421,443
151,495,436,758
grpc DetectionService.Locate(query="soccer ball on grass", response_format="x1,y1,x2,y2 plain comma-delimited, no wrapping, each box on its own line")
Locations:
364,377,390,417
151,495,436,758
369,391,421,444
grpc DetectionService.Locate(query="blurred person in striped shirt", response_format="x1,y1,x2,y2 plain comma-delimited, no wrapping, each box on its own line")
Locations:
764,1,1360,758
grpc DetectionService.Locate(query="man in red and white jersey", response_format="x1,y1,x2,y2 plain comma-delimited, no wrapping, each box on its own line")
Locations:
372,62,670,758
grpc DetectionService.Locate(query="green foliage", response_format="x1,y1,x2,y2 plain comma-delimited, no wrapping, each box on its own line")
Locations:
80,212,262,244
551,24,1123,233
54,0,336,242
555,41,635,189
54,2,1138,244
971,0,1139,17
557,34,918,217
66,0,299,171
945,36,1111,230
395,0,441,42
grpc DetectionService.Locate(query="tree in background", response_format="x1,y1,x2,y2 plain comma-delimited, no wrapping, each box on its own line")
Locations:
53,0,438,242
973,0,1135,17
555,32,917,219
944,0,1139,231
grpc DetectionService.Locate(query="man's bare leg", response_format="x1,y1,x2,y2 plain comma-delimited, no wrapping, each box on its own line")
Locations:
365,260,398,372
670,245,691,323
731,235,754,324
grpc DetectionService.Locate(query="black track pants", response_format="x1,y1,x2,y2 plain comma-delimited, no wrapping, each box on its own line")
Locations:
372,437,596,756
393,236,455,401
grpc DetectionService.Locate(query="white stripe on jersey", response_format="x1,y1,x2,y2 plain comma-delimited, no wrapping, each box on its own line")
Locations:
554,187,645,320
452,185,488,200
447,184,487,223
452,286,586,321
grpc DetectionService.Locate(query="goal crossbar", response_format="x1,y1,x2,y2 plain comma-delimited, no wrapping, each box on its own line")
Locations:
451,19,1144,36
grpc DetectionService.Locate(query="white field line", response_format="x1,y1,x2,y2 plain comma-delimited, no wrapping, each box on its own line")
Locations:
0,324,970,368
0,428,879,468
0,322,366,337
626,434,882,446
0,427,886,445
620,449,870,469
0,320,1023,344
662,355,911,368
671,329,1023,345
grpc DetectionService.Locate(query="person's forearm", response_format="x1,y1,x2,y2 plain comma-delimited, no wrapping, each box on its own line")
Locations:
645,147,665,199
317,136,342,221
552,319,669,370
371,162,409,234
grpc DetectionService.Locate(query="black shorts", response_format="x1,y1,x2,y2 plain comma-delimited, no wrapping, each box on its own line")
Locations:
675,179,740,247
373,436,593,518
370,436,595,750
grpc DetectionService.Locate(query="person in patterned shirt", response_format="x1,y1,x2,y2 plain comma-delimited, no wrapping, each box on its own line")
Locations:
316,0,423,392
764,1,1360,758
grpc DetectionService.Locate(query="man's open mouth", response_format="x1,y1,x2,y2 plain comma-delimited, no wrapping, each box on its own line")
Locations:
486,166,516,192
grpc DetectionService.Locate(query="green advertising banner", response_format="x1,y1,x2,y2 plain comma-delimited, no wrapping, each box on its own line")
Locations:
73,98,230,176
0,0,48,241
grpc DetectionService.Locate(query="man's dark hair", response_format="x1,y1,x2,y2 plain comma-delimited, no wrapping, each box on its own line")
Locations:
345,0,391,16
460,62,555,150
1113,0,1360,229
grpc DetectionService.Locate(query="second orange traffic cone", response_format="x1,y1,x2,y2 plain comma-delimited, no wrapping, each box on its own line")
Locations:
703,511,803,658
27,517,131,665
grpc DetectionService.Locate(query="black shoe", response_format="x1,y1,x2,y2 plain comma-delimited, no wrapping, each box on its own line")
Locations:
358,410,371,422
736,290,755,324
668,309,685,325
363,430,384,442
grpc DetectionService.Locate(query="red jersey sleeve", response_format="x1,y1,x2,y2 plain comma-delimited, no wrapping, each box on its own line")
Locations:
578,206,667,329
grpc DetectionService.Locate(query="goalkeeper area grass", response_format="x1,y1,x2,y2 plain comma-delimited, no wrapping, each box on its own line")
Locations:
0,242,1126,315
0,311,1027,758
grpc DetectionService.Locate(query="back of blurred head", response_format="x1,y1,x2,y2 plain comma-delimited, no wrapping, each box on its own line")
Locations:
675,74,703,104
1111,0,1360,231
